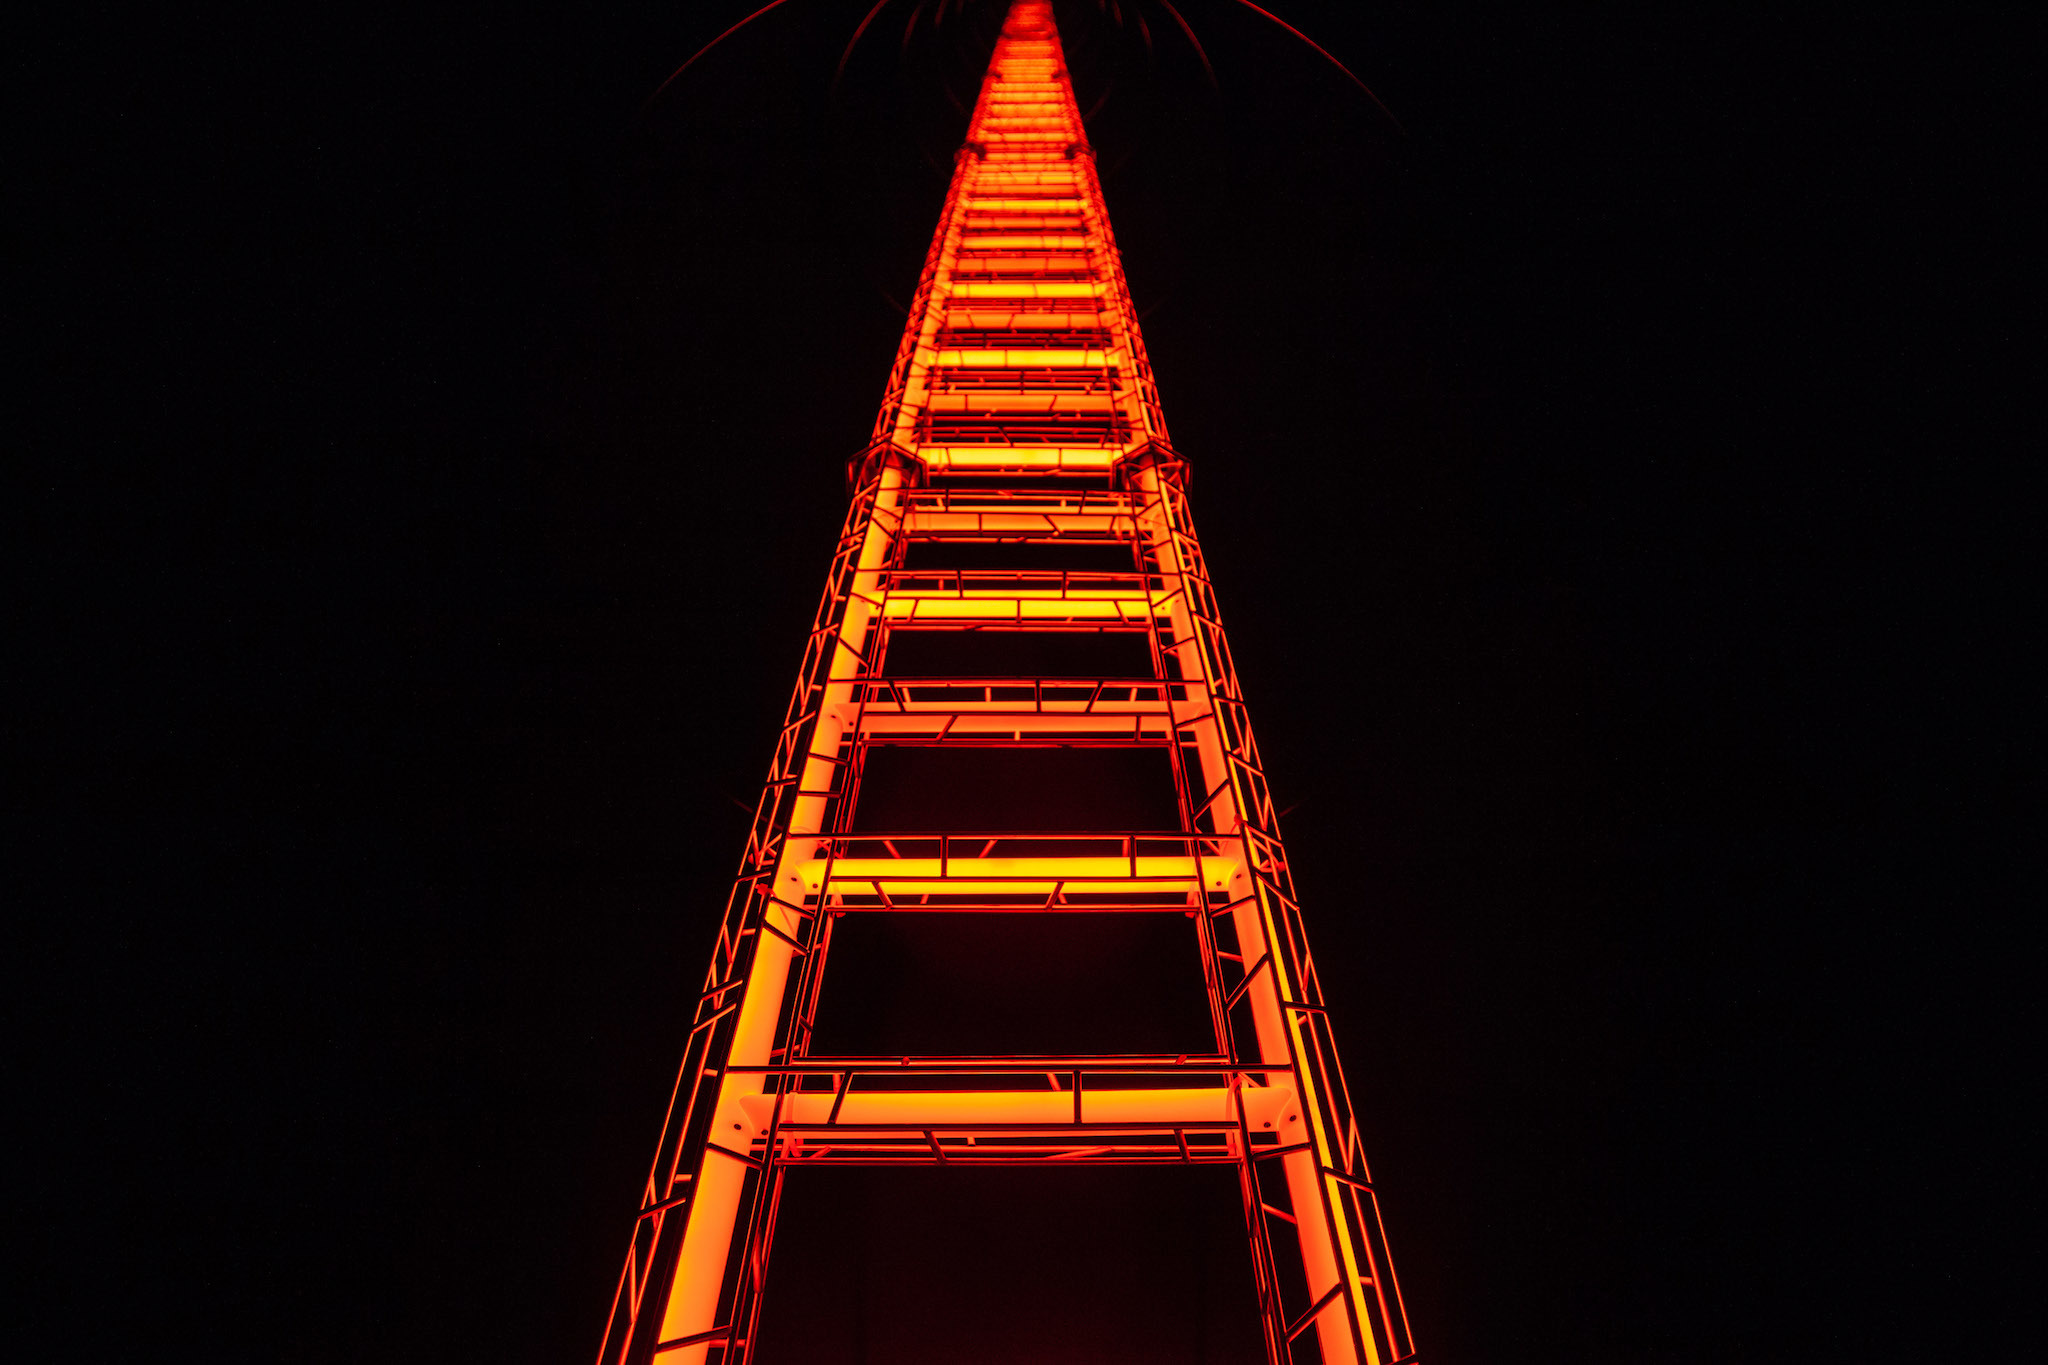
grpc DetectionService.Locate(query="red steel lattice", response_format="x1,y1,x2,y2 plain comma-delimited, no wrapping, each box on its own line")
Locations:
596,5,1415,1362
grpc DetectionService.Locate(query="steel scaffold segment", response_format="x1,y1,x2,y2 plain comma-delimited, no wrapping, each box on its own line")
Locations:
597,5,1415,1364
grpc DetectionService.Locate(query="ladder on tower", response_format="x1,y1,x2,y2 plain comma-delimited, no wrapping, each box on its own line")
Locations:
597,5,1415,1363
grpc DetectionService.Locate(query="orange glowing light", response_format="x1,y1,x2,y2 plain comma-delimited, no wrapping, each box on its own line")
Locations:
594,6,1415,1365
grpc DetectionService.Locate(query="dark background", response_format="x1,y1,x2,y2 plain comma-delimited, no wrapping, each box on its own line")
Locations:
17,1,2030,1361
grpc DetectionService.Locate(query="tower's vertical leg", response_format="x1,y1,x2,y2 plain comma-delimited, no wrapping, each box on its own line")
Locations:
604,465,906,1365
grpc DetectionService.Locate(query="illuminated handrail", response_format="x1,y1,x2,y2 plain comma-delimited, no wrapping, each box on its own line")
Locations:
928,367,1120,393
923,392,1125,413
916,416,1132,445
902,486,1136,513
720,1064,1294,1129
850,677,1186,712
877,568,1162,595
723,1061,1306,1159
824,831,1205,859
732,1059,1274,1077
934,327,1114,348
801,830,1240,891
947,267,1095,282
880,569,1149,584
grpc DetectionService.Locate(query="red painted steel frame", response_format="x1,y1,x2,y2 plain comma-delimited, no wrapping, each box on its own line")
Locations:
596,5,1414,1363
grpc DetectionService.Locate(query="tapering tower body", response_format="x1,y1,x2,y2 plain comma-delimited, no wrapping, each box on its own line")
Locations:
597,5,1414,1362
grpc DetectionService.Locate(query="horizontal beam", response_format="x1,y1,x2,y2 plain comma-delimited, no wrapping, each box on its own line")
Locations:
733,1084,1297,1134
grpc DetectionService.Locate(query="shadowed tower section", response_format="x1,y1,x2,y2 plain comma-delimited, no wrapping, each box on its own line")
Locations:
595,4,1416,1362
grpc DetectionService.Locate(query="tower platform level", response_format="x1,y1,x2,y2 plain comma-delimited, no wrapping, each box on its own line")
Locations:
596,5,1415,1363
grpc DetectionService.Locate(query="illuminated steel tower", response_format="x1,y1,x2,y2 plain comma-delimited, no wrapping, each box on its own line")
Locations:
597,4,1413,1362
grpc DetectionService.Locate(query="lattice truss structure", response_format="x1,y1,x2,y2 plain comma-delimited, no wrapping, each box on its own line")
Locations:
598,4,1414,1363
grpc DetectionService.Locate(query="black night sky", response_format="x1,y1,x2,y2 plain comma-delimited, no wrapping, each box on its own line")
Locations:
18,2,2028,1363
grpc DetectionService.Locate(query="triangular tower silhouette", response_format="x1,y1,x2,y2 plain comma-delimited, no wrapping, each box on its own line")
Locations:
597,5,1415,1361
